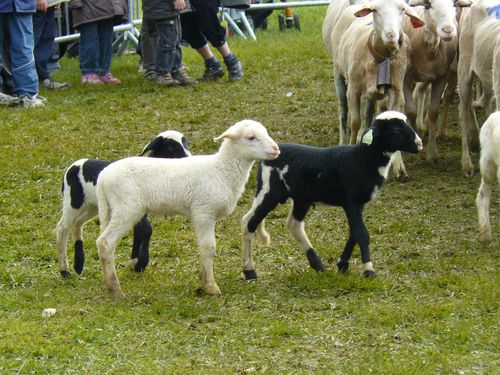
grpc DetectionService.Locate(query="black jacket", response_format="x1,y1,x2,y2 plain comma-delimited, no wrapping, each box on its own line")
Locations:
142,0,177,19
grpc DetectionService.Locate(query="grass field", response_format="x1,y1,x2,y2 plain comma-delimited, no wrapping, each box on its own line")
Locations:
0,7,498,373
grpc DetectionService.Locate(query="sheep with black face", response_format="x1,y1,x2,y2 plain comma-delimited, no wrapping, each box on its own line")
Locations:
241,111,423,280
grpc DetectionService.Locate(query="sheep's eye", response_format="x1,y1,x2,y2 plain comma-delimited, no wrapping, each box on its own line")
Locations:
247,136,256,141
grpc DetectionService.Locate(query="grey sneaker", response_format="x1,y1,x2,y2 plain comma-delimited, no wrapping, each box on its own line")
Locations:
40,78,70,90
156,73,179,87
18,94,47,108
225,58,243,81
172,68,196,86
0,92,19,106
143,70,156,81
201,61,224,81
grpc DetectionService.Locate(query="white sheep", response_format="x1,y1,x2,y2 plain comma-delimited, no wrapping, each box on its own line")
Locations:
325,0,425,178
55,130,191,278
458,0,500,176
403,0,471,163
476,111,500,243
95,120,280,298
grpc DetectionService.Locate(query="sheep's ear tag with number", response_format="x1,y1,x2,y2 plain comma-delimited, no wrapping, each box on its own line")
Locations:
362,129,373,145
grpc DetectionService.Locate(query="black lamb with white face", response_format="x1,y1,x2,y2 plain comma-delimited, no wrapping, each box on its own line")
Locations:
241,111,423,280
56,131,191,278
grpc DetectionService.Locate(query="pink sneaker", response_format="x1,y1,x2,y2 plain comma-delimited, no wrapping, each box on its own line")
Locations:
99,72,121,85
81,73,104,85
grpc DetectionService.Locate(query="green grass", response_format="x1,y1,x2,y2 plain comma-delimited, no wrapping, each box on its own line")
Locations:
0,8,498,373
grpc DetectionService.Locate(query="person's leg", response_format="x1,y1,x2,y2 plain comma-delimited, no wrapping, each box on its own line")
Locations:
7,12,40,99
34,8,69,89
78,21,102,84
171,16,195,86
155,17,180,87
96,18,120,84
140,17,157,79
0,15,18,105
192,0,242,80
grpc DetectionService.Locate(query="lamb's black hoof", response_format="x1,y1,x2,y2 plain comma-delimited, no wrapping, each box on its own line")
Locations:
74,240,84,275
243,269,258,280
60,270,71,278
306,248,325,272
133,261,148,273
363,270,377,278
337,260,349,274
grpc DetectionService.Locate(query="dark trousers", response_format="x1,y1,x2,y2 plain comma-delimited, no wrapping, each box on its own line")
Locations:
181,0,226,49
141,16,182,75
33,7,56,80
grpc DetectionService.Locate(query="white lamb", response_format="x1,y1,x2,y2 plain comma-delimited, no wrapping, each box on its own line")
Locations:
95,120,280,298
476,111,500,243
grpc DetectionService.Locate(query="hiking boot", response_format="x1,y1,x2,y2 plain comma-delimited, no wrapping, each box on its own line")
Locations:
18,94,47,108
143,70,156,81
0,92,19,106
201,61,224,81
99,72,121,85
225,57,243,81
156,73,180,87
172,68,196,86
40,78,70,90
81,73,104,85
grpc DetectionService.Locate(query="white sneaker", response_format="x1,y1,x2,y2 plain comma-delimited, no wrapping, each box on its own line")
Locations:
0,92,19,106
19,94,47,108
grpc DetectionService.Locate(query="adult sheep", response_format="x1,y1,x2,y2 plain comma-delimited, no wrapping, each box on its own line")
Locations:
240,111,423,281
476,111,500,243
327,0,425,178
458,0,500,176
402,0,471,163
55,130,191,278
95,120,280,298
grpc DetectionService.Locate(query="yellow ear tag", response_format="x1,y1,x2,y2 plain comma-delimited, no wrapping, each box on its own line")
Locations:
362,129,373,145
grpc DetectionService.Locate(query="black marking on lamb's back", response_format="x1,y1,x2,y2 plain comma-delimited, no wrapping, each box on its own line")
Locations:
66,165,84,209
82,160,112,185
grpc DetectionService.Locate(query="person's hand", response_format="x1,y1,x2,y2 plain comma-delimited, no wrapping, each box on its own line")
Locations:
36,0,48,12
174,0,186,11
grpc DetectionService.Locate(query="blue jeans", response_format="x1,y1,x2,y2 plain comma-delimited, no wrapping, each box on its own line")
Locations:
0,12,39,98
142,16,182,75
33,7,56,80
78,18,114,75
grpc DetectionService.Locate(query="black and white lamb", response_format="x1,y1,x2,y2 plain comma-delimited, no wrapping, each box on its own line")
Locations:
241,111,423,280
55,130,191,278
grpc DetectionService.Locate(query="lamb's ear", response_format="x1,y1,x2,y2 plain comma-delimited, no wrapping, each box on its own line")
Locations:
213,126,240,142
404,3,426,28
354,5,374,17
139,137,162,156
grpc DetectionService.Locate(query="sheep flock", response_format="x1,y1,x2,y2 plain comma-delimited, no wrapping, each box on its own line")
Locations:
55,0,498,298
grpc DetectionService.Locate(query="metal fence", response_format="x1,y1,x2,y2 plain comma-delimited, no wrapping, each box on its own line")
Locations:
54,0,331,50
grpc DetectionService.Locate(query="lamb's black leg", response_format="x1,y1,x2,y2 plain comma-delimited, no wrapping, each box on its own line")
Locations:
289,201,324,272
337,234,356,274
242,166,289,280
344,205,376,278
242,195,281,280
73,240,84,275
132,216,152,273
